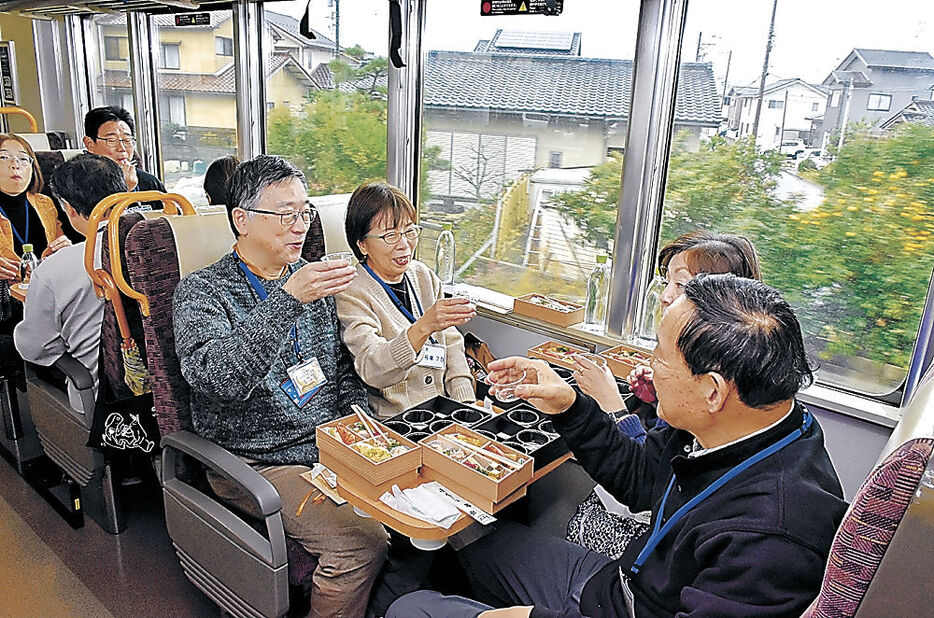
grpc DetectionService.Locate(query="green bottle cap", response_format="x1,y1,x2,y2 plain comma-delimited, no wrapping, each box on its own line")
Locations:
442,223,453,231
596,254,607,264
22,243,33,253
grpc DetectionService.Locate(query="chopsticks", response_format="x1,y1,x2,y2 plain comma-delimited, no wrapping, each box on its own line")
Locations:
447,434,523,470
352,403,389,445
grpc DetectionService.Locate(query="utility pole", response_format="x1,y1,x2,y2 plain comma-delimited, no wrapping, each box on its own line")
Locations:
751,0,779,148
778,88,789,149
721,50,732,103
696,31,703,62
837,77,853,150
334,0,340,58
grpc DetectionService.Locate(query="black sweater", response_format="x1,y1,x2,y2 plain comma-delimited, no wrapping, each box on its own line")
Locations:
542,394,847,618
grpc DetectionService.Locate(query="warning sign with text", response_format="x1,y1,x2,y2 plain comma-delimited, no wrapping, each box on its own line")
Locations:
481,0,563,16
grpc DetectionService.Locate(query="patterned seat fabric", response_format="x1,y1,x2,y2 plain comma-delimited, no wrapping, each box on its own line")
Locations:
125,214,326,588
807,437,934,618
100,212,151,402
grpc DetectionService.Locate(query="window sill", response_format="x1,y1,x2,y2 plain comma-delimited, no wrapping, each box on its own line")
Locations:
470,289,900,429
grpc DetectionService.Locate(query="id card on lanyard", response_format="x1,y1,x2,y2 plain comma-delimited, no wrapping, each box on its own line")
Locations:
363,262,446,369
234,251,327,407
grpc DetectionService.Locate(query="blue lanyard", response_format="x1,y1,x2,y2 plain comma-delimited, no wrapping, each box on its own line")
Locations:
630,410,813,575
362,261,436,344
0,201,28,248
233,251,303,360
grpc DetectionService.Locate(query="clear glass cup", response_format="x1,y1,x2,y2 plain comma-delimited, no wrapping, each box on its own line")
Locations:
322,251,355,266
485,369,528,403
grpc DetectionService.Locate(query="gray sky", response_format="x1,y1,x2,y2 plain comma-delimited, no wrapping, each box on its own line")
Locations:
271,0,934,89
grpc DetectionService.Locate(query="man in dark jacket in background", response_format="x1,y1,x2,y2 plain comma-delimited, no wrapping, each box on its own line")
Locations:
389,274,847,618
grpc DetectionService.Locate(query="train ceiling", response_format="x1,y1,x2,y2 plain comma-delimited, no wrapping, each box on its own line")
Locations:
0,0,259,18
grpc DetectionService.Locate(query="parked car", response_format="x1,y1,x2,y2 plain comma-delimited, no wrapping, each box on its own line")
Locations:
779,140,806,157
796,148,832,170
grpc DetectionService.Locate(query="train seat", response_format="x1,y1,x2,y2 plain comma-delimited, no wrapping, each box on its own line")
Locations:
805,370,934,617
125,211,325,618
24,343,126,534
310,192,351,255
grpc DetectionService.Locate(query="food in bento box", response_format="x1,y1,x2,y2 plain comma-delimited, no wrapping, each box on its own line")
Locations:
527,294,576,312
323,423,362,445
485,442,526,464
603,348,651,365
347,421,370,435
537,342,578,362
426,437,469,461
351,441,393,462
350,437,412,462
451,432,487,448
462,455,505,479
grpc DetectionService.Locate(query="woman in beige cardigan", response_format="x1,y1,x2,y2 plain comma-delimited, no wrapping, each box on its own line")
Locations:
336,182,476,417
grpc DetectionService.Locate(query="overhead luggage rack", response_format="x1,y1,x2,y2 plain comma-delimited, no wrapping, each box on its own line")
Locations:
0,0,261,18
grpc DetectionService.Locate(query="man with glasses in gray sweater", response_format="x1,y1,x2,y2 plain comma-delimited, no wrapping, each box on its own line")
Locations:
173,155,388,618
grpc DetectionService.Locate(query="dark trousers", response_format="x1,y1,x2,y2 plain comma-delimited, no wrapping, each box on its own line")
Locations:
386,522,611,618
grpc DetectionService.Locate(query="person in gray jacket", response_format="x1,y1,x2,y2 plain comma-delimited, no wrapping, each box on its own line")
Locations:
173,155,388,618
14,154,127,410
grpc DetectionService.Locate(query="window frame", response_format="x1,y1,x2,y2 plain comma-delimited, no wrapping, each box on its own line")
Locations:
104,35,125,61
159,42,181,70
867,92,892,111
216,36,233,56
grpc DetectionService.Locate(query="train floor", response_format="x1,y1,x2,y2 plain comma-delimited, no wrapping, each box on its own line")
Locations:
0,452,216,617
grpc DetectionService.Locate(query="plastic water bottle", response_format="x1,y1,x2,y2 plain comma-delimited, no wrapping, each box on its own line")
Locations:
638,273,667,342
584,254,610,327
435,222,455,286
19,243,40,283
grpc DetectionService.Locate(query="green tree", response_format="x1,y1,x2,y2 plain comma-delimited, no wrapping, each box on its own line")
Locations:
550,152,623,251
267,89,387,195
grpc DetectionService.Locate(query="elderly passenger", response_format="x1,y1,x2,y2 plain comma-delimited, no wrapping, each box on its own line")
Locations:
173,155,388,618
388,274,847,618
567,230,763,560
336,181,476,417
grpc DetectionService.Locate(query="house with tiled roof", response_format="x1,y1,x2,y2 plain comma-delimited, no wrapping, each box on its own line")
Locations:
91,11,332,177
819,48,934,145
724,78,828,148
422,42,720,202
879,99,934,130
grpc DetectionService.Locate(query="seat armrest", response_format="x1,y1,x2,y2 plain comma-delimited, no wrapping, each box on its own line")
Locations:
161,430,283,516
53,354,94,390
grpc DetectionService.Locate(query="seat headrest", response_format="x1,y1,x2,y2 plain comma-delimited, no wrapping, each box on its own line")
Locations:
165,212,235,278
60,149,85,161
313,193,352,254
18,133,50,152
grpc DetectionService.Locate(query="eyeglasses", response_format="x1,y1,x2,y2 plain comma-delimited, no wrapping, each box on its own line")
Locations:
0,153,33,167
246,203,318,227
364,225,423,245
95,136,137,148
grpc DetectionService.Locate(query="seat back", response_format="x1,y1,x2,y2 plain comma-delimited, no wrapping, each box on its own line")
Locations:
806,437,934,618
124,213,234,435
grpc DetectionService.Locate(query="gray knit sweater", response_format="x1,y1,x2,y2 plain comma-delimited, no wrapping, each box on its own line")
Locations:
173,253,369,465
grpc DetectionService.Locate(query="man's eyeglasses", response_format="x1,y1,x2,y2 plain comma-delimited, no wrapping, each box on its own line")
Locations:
95,136,137,148
0,153,32,167
247,203,318,227
364,226,423,245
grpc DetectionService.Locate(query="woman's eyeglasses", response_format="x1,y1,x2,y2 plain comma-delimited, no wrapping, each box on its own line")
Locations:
365,225,423,245
0,153,33,167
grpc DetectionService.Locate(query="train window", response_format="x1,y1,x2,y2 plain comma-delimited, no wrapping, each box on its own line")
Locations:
85,14,133,112
149,10,239,205
659,0,934,397
414,1,641,307
263,0,389,198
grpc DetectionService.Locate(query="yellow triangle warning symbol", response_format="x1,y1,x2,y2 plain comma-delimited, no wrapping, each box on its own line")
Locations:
519,2,528,11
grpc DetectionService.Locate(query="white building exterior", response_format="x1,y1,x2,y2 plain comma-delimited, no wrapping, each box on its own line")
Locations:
727,78,829,149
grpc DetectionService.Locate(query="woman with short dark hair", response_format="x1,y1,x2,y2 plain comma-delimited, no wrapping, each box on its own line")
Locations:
336,181,476,417
203,155,240,205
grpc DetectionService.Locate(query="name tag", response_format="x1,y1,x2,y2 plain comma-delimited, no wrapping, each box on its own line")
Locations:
288,357,327,395
417,343,446,369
